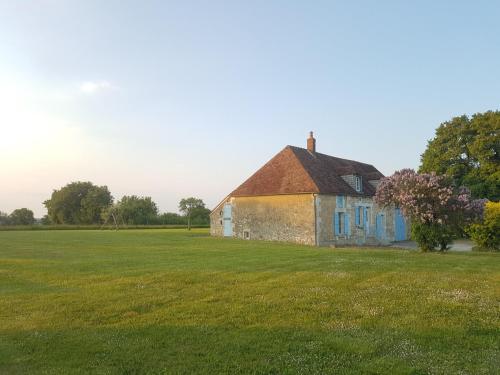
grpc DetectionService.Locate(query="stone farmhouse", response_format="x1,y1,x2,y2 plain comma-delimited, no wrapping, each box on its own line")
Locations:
210,132,408,246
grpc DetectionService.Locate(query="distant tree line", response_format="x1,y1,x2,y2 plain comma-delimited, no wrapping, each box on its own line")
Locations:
1,182,210,228
0,208,36,226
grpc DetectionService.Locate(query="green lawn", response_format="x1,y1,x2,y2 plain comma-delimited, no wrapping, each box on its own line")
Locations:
0,229,498,374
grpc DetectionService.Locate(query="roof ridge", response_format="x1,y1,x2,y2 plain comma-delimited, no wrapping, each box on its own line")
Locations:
287,146,321,193
287,145,377,168
230,146,320,197
227,143,383,199
291,147,360,196
289,146,384,196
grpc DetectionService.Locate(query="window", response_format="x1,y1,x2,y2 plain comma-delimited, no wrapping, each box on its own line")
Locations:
338,212,344,234
336,195,345,208
334,212,350,236
355,206,364,227
355,176,362,192
243,231,250,239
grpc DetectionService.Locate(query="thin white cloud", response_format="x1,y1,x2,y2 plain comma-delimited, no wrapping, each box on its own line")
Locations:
0,76,109,216
79,80,114,94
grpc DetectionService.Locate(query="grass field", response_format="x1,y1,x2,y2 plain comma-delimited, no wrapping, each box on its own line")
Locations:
0,229,498,374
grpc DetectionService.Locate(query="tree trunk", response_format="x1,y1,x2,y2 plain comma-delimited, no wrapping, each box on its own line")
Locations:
111,212,118,231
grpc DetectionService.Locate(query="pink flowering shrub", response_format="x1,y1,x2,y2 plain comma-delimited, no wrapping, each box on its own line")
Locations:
375,169,485,251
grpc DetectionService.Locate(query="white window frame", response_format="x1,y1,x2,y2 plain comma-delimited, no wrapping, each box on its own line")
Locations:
355,176,362,192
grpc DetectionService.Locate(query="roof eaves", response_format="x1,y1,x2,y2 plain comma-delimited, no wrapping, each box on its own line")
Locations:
210,194,230,214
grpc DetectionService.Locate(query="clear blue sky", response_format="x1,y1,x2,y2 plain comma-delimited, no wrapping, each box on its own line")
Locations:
1,1,499,217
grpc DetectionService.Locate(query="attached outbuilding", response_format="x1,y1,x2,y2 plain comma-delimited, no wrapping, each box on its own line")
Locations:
210,133,408,246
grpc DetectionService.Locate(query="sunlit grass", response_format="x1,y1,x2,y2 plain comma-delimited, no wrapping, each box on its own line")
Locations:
0,229,498,374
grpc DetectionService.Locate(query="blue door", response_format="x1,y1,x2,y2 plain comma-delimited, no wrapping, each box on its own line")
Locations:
376,213,385,240
223,204,232,237
395,208,407,241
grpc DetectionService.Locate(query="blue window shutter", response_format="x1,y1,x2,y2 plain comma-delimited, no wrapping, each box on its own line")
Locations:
345,213,350,235
363,207,368,232
355,206,360,226
334,213,339,235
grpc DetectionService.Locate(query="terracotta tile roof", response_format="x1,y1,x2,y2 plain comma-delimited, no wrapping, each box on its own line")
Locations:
231,145,384,197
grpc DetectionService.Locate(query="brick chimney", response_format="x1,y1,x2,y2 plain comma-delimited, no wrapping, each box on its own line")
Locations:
307,131,316,153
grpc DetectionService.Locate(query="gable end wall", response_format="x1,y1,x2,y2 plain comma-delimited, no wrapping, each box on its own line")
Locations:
210,194,316,245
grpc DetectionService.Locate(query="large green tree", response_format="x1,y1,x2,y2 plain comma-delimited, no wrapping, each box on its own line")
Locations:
44,182,113,224
179,197,208,230
116,195,159,225
190,206,210,225
9,208,35,225
419,111,500,200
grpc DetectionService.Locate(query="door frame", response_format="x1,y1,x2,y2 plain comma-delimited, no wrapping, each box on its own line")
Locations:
223,204,232,237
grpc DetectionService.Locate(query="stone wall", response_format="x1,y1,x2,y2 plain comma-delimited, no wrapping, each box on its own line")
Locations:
210,194,316,245
210,193,406,247
210,196,230,237
315,194,397,246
